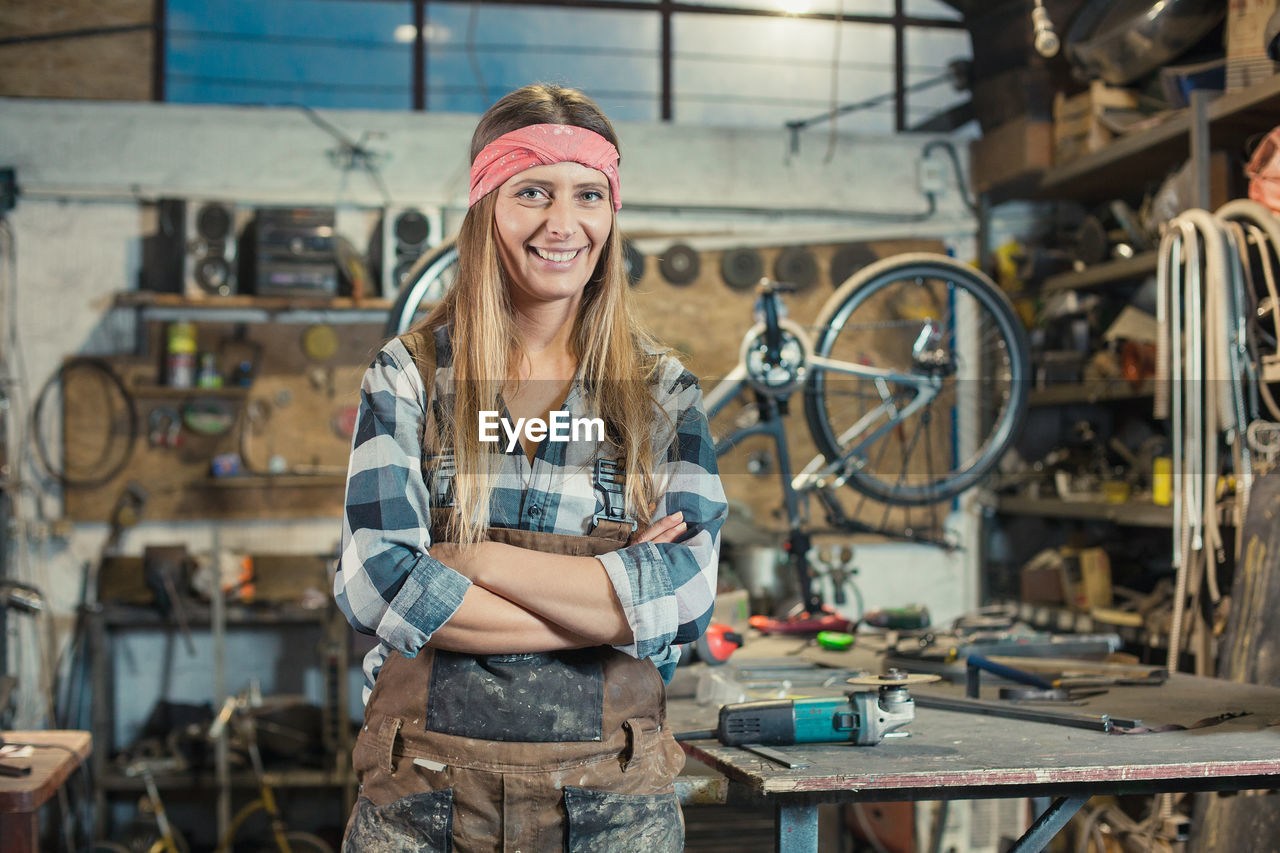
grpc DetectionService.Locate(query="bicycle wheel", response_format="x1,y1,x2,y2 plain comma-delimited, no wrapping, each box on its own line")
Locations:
804,253,1029,505
384,239,460,337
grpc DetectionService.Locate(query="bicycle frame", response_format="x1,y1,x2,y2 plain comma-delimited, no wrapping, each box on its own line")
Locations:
702,282,950,612
703,284,944,530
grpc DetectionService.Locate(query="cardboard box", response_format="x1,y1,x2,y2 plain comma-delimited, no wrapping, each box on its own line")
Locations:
1053,81,1141,165
1227,0,1280,90
970,116,1053,195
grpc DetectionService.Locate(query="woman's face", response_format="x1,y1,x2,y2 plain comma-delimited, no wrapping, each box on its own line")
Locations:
493,161,613,311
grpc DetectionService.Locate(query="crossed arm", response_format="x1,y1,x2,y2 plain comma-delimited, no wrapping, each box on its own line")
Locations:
426,511,688,654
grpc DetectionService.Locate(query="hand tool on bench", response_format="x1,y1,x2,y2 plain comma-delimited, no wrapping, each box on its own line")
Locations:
675,671,941,766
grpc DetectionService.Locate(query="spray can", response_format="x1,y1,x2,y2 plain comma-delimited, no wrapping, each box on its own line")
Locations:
167,321,197,388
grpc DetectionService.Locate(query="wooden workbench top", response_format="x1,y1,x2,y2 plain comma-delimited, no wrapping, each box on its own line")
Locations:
0,731,92,813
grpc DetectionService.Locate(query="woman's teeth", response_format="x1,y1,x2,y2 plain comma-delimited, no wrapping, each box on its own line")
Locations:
533,247,581,263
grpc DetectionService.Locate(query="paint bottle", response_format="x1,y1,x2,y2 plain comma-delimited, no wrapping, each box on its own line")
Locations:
1152,457,1172,506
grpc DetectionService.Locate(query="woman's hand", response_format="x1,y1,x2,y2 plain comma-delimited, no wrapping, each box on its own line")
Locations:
628,511,686,546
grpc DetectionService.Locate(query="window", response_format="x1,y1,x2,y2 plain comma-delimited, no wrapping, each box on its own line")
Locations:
166,0,413,109
674,14,895,131
424,5,660,120
163,0,970,131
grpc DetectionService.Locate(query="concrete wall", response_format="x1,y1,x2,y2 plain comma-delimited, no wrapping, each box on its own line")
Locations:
0,96,981,731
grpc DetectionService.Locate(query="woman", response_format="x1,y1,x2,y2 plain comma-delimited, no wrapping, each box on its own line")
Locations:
334,83,727,852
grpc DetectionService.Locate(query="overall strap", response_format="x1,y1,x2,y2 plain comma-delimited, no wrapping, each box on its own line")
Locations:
399,327,438,401
400,328,453,512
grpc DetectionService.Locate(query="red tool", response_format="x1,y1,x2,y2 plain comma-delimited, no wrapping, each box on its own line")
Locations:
749,605,856,635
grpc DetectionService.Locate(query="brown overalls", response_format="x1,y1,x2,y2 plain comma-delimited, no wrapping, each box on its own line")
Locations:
341,330,686,853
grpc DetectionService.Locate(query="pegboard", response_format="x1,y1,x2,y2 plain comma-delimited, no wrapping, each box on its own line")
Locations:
61,319,387,522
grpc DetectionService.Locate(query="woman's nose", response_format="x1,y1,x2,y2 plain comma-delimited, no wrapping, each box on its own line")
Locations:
544,197,577,240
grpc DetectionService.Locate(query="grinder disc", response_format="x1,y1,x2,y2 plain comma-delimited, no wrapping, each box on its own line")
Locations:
721,247,764,291
847,672,942,687
622,238,645,287
773,246,819,291
659,243,700,286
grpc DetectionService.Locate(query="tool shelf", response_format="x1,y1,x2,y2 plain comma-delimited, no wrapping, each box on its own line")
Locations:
1040,251,1159,294
985,74,1280,204
85,596,354,840
114,291,392,315
1027,379,1156,407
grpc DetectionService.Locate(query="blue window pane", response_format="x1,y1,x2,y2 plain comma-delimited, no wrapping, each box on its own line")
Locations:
674,14,894,130
905,25,972,130
166,0,412,110
424,5,660,121
904,0,964,20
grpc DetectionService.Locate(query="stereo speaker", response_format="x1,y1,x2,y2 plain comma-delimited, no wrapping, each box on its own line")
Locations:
379,207,443,299
184,200,244,298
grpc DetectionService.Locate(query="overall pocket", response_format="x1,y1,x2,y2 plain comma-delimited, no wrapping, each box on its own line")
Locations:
563,786,684,853
425,649,604,742
343,789,454,853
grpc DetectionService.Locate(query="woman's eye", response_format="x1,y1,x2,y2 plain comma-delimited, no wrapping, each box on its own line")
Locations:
580,190,604,202
517,187,547,200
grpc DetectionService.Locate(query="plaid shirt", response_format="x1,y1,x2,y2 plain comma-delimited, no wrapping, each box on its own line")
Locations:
335,326,726,697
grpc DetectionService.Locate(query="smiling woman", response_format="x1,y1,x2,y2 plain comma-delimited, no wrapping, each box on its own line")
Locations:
333,83,727,852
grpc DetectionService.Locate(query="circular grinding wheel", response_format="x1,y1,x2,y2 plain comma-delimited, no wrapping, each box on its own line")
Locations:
773,246,819,291
830,243,878,288
846,672,942,687
721,247,764,291
659,243,700,286
622,239,645,287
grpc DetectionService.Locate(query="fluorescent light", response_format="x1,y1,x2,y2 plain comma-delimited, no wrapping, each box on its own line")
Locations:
393,24,417,43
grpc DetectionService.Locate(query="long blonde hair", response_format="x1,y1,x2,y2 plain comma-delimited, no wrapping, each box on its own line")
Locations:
419,84,666,545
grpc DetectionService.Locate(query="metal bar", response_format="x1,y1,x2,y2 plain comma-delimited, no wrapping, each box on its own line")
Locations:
660,0,673,121
775,801,819,853
0,23,152,48
308,0,964,27
1190,89,1210,210
413,1,426,111
1007,794,1089,853
742,744,812,769
893,0,906,133
913,694,1112,732
153,0,166,102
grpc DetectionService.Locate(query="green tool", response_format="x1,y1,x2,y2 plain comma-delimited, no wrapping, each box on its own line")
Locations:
816,630,855,651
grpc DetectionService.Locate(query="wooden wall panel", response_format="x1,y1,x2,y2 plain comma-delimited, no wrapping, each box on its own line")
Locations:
0,0,152,101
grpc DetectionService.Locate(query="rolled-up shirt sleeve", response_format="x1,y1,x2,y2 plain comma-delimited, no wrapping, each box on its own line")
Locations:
596,362,727,669
334,340,471,658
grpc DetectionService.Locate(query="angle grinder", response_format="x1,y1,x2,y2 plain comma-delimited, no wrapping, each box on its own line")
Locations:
678,670,940,747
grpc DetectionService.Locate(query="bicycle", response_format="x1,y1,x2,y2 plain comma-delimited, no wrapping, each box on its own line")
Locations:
95,691,333,853
387,244,1030,614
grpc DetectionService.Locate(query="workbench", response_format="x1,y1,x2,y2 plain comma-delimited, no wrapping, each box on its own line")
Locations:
670,638,1280,853
0,730,92,853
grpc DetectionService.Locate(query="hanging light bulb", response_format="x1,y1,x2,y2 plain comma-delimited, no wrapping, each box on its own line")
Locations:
1032,0,1060,58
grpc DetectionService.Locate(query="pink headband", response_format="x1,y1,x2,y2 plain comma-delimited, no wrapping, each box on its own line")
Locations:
468,123,622,212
